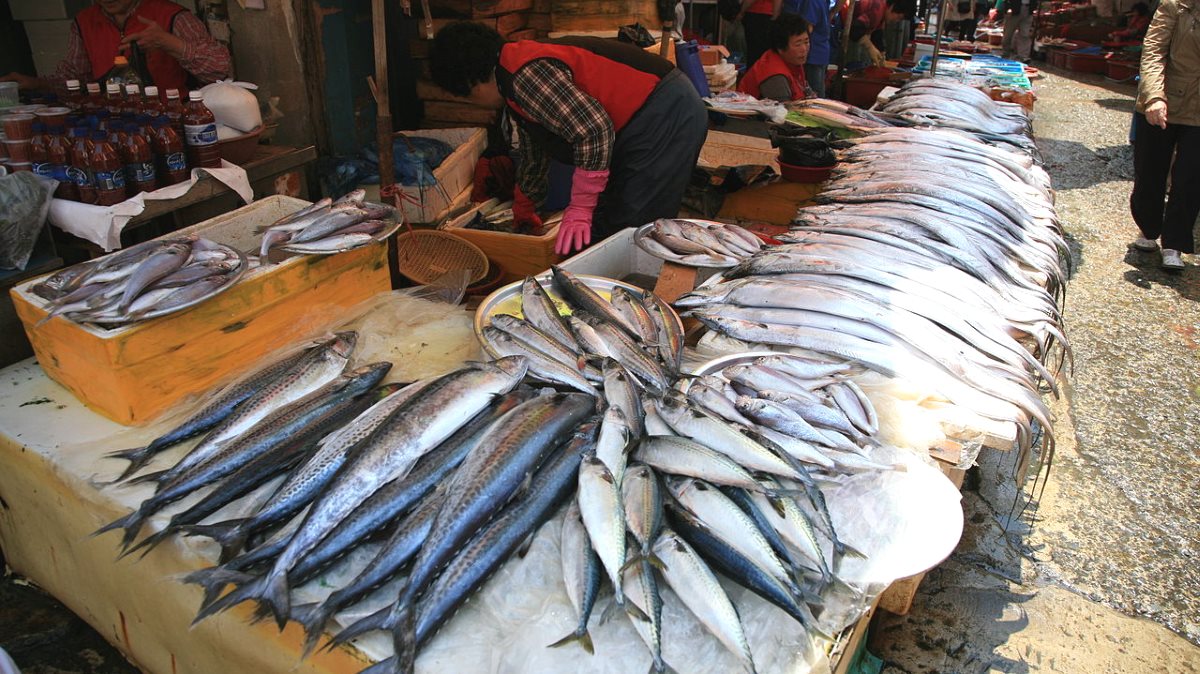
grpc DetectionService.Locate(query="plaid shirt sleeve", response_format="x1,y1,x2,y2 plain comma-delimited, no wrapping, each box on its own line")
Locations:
172,11,233,84
515,121,551,209
50,23,93,84
509,59,615,173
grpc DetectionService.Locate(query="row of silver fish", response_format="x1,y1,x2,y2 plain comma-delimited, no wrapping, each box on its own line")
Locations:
638,218,764,267
258,189,393,258
875,79,1040,157
30,234,243,325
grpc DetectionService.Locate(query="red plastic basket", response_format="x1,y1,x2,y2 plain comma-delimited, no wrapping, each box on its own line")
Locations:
780,161,833,183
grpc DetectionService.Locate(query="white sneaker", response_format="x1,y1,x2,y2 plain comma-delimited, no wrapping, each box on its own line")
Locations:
1161,249,1185,270
1132,237,1159,251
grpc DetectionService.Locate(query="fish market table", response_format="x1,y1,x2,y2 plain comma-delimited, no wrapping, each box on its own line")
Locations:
0,358,371,674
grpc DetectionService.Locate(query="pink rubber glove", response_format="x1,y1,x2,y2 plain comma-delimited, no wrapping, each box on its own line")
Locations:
555,168,609,256
512,185,544,233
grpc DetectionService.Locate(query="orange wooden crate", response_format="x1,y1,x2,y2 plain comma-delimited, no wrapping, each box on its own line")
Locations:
10,196,390,425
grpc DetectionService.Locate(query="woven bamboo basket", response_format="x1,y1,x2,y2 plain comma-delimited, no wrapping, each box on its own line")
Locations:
394,229,490,286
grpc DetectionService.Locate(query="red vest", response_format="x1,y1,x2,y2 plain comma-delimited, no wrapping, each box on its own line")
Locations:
498,38,672,133
746,0,774,15
738,49,808,101
76,0,189,91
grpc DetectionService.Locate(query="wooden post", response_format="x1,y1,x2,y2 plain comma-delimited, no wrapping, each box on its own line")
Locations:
371,0,395,193
835,0,857,99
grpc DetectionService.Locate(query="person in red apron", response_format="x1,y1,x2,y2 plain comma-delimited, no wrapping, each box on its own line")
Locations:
738,14,814,101
431,22,710,256
3,0,230,92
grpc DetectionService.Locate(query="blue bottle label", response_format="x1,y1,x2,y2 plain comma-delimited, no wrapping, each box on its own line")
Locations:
68,165,92,187
32,162,53,177
95,169,126,191
129,161,156,183
165,151,187,172
184,122,218,146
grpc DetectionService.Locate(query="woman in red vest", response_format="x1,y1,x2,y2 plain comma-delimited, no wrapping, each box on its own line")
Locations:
738,14,814,101
2,0,230,92
431,22,709,256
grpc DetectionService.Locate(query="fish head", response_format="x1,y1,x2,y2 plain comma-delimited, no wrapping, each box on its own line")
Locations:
581,453,615,482
330,331,358,356
490,354,530,380
733,395,764,415
489,313,522,330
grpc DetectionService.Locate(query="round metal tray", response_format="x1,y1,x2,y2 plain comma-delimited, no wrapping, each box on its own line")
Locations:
278,201,402,255
633,222,745,270
86,245,249,325
474,272,685,358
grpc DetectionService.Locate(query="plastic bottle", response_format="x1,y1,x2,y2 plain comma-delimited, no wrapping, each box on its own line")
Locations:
151,115,188,185
123,121,157,194
123,84,143,118
108,123,131,196
142,85,164,118
84,82,103,114
69,127,96,204
64,79,83,111
47,129,77,200
104,54,142,93
105,82,124,118
164,88,185,137
90,129,127,206
183,90,220,169
29,121,50,178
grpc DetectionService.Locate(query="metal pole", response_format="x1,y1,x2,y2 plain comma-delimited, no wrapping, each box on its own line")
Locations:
927,0,949,77
835,0,857,99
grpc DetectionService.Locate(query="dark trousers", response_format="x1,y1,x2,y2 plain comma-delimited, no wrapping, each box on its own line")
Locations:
804,63,827,98
743,11,773,72
593,69,710,239
1131,113,1200,253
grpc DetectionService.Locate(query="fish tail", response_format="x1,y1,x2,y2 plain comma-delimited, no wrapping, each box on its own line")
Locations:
92,510,147,553
122,527,172,559
294,603,332,658
191,574,265,625
121,469,169,487
620,553,644,573
324,603,395,650
391,603,418,674
547,627,594,655
261,569,292,629
179,520,250,562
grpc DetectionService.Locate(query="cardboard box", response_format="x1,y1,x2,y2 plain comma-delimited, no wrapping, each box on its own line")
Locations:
441,193,564,280
10,196,391,425
393,128,487,224
699,44,730,66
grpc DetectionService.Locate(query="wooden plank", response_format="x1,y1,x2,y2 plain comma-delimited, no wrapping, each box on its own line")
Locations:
830,603,876,674
496,10,528,35
423,101,500,125
416,78,472,103
717,181,821,226
526,11,551,31
552,0,657,15
473,0,531,17
506,27,538,40
531,0,550,12
551,14,650,31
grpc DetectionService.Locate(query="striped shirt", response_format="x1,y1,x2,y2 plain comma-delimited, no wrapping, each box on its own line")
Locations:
51,9,232,86
509,59,615,207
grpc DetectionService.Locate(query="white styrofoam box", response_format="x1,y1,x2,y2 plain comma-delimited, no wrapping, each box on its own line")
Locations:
559,227,719,287
392,128,486,224
12,0,88,21
23,20,74,77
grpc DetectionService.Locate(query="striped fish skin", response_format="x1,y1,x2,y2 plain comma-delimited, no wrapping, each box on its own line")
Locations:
621,543,667,673
394,392,595,614
550,266,643,340
609,287,659,344
551,493,603,654
520,276,576,350
602,359,645,438
151,332,358,490
577,453,627,607
402,421,598,660
621,463,664,569
482,326,596,394
212,357,529,626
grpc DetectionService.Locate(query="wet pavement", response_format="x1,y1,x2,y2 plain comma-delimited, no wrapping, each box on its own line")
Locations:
3,64,1200,674
871,65,1200,672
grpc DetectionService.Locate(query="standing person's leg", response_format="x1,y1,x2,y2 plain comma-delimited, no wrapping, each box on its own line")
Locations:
1001,10,1019,57
804,63,827,97
592,71,710,239
1015,11,1034,60
743,12,772,69
1160,124,1200,254
1129,113,1178,244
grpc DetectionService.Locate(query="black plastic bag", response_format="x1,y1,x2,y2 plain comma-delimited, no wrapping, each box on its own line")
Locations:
617,23,658,48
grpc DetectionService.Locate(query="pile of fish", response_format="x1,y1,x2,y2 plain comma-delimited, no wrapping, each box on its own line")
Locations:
786,99,899,134
259,189,395,258
635,218,764,268
874,79,1040,156
92,266,893,674
679,102,1068,481
29,235,245,326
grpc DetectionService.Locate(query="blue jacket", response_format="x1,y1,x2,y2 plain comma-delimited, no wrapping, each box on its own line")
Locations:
785,0,832,65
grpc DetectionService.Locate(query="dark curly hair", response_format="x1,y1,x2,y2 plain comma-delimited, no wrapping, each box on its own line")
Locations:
769,14,812,52
431,22,505,97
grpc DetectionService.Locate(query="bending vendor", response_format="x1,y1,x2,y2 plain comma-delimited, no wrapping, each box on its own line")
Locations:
2,0,231,92
738,14,814,102
431,22,709,256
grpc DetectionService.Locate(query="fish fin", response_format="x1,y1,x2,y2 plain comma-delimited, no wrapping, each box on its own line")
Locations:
103,446,157,481
123,527,173,559
293,603,330,659
646,553,667,572
597,600,621,625
121,469,169,487
324,603,395,650
179,520,250,562
516,533,535,559
620,553,643,573
547,628,594,655
191,574,266,625
261,569,292,629
92,509,146,553
623,602,650,623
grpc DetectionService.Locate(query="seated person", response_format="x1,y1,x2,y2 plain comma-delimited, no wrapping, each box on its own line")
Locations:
1109,1,1152,41
737,14,814,101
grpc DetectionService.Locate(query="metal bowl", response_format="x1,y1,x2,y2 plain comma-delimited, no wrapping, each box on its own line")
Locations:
473,272,685,358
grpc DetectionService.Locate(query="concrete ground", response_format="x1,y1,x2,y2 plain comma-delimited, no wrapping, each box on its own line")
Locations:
3,65,1199,674
870,65,1200,672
